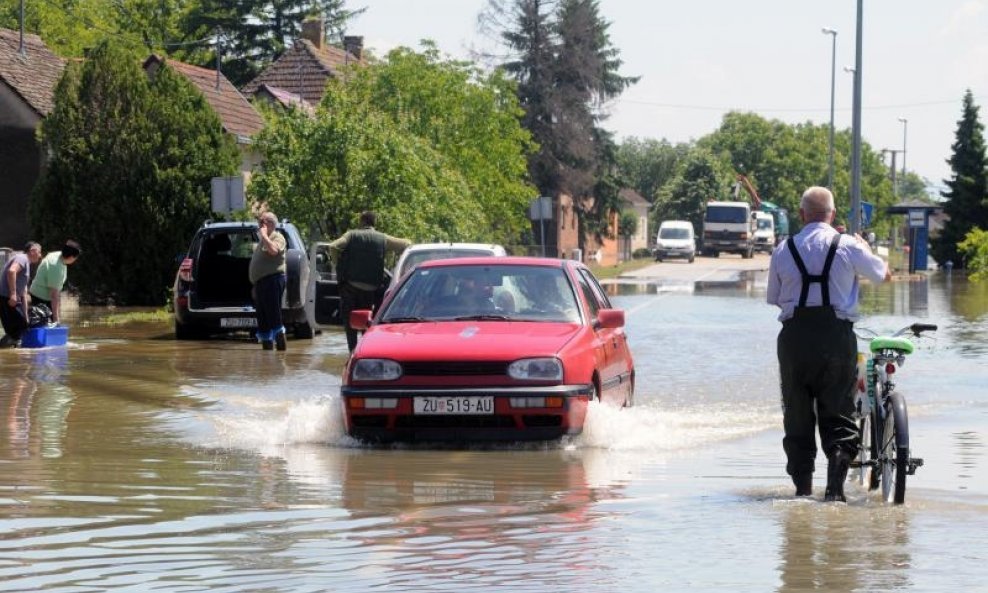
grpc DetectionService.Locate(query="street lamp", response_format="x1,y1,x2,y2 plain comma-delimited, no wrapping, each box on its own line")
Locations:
822,27,838,190
821,27,837,191
898,117,908,176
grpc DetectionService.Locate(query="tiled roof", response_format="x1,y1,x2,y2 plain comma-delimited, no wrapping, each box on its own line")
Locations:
255,84,315,115
619,187,651,207
144,55,264,139
0,28,65,116
242,39,359,105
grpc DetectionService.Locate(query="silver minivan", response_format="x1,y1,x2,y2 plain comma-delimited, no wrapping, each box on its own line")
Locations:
654,220,696,263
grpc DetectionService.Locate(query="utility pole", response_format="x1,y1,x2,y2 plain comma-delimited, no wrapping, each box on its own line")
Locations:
849,0,864,234
898,117,908,176
19,0,26,56
822,28,838,190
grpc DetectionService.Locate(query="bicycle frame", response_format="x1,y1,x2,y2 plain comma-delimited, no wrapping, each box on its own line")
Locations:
853,322,936,504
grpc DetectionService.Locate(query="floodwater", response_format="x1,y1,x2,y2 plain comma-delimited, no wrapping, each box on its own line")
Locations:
1,271,986,592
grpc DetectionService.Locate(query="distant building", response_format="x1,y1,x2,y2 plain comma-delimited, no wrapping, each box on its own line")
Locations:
143,55,266,177
619,187,651,256
0,28,65,248
243,18,363,108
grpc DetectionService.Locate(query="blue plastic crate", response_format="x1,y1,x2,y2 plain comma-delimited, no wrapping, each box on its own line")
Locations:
20,325,69,348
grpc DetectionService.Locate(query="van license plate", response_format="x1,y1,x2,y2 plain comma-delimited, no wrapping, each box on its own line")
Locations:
221,317,257,328
414,396,494,415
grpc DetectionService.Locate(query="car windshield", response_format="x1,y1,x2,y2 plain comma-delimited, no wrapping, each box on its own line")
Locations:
705,205,748,223
757,219,773,230
660,228,690,240
382,264,581,323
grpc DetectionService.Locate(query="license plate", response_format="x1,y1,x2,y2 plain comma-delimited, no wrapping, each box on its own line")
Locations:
220,317,257,328
413,396,494,415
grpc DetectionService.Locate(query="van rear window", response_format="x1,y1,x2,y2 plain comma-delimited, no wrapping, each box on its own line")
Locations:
705,206,748,224
659,228,690,240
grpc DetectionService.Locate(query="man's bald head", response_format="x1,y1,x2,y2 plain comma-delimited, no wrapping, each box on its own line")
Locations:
800,187,836,224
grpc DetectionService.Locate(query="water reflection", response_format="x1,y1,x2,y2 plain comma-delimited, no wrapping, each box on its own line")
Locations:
0,348,74,460
776,504,911,592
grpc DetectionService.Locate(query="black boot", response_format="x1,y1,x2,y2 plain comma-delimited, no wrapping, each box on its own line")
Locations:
792,473,812,497
824,449,851,502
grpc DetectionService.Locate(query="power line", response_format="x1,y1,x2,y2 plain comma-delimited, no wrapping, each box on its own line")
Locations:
616,95,985,114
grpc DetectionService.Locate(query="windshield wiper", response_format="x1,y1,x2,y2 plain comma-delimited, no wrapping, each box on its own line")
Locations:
383,316,428,323
452,314,511,321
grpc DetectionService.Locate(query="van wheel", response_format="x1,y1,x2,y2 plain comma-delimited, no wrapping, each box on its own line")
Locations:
175,321,203,340
294,322,314,339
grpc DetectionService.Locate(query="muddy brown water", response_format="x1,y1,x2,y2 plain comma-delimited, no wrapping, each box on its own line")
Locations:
1,272,985,591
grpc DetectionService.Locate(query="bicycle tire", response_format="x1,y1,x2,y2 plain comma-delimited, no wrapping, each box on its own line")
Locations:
879,391,910,504
857,412,880,489
868,403,881,491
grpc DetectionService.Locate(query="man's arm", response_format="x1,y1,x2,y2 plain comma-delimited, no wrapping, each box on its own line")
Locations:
384,235,412,254
259,225,284,256
6,262,20,309
848,234,890,283
766,252,781,306
327,232,351,266
48,287,60,323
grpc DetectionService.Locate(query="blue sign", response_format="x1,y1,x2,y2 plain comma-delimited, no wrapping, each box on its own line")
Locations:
860,202,873,228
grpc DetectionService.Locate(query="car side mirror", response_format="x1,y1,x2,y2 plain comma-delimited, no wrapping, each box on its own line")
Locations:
596,308,624,329
350,309,373,330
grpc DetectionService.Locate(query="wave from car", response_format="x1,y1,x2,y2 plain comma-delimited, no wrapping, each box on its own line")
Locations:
340,256,635,443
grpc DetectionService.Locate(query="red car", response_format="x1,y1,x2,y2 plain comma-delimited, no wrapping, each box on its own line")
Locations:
341,257,635,442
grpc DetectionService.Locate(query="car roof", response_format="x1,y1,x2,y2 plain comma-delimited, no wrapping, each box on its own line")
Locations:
200,220,295,230
415,256,571,270
403,242,506,253
659,220,693,228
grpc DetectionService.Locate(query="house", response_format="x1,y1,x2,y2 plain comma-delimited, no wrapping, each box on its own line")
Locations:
143,55,265,176
618,187,651,257
242,18,363,107
0,28,65,248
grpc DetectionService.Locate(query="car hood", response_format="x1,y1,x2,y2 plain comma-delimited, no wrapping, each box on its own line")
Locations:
658,239,693,248
356,321,582,360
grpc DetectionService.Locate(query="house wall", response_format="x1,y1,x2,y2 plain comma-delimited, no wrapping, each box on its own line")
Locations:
0,85,42,248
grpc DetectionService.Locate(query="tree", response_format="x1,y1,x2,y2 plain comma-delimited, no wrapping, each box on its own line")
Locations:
0,0,189,57
250,46,536,245
933,90,988,266
616,137,690,203
958,227,988,281
31,41,239,304
618,210,638,261
652,148,729,236
178,0,362,87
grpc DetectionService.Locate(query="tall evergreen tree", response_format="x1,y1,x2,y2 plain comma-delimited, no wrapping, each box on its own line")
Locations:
179,0,361,87
31,41,239,305
934,90,988,266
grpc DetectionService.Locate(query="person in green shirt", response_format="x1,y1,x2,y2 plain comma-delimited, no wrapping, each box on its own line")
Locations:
329,211,411,353
29,240,82,325
249,212,288,351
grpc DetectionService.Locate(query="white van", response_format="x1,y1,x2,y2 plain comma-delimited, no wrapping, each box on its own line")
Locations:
653,220,696,263
753,211,775,253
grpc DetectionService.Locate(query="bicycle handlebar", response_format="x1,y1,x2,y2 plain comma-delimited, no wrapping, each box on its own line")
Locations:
909,323,938,335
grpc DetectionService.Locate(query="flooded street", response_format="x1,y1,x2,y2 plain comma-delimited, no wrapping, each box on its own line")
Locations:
1,267,986,592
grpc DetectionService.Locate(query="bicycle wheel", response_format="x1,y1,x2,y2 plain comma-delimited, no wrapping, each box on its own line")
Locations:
879,391,910,504
857,412,879,489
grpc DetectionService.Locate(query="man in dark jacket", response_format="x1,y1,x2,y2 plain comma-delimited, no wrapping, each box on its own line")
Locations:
329,211,411,353
1,242,43,347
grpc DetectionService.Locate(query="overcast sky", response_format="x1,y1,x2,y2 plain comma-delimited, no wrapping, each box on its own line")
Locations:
352,1,988,193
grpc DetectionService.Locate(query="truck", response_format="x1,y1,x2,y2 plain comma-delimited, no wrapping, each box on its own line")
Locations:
701,201,755,258
734,173,790,246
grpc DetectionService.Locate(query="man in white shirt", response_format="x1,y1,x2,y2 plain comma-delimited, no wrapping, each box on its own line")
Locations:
767,186,891,501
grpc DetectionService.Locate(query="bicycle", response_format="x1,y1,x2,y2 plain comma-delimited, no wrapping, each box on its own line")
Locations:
852,322,937,504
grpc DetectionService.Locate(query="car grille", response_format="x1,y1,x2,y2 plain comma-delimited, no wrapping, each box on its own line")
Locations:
401,361,509,376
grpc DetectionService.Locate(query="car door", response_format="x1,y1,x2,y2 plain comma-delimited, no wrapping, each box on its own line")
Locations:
576,268,632,404
306,242,342,327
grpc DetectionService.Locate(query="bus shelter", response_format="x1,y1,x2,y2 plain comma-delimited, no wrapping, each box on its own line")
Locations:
887,201,943,273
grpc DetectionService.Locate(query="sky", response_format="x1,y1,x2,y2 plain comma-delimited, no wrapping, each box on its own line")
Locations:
351,0,988,195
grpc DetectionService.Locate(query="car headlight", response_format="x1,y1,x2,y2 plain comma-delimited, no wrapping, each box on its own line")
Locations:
508,357,563,380
351,359,403,381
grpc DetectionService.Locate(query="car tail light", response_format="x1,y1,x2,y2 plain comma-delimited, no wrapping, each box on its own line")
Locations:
176,295,188,309
739,232,749,239
178,258,193,282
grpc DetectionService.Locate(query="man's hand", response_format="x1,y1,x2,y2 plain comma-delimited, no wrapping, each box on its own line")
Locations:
6,296,15,308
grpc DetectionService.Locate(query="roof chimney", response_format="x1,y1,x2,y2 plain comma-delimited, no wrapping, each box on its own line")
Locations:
301,18,324,49
343,36,363,60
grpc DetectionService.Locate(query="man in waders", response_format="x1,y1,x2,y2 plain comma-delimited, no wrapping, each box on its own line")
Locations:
329,211,411,354
767,187,891,501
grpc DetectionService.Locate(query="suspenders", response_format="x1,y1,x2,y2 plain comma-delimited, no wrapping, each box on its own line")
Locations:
787,234,841,308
